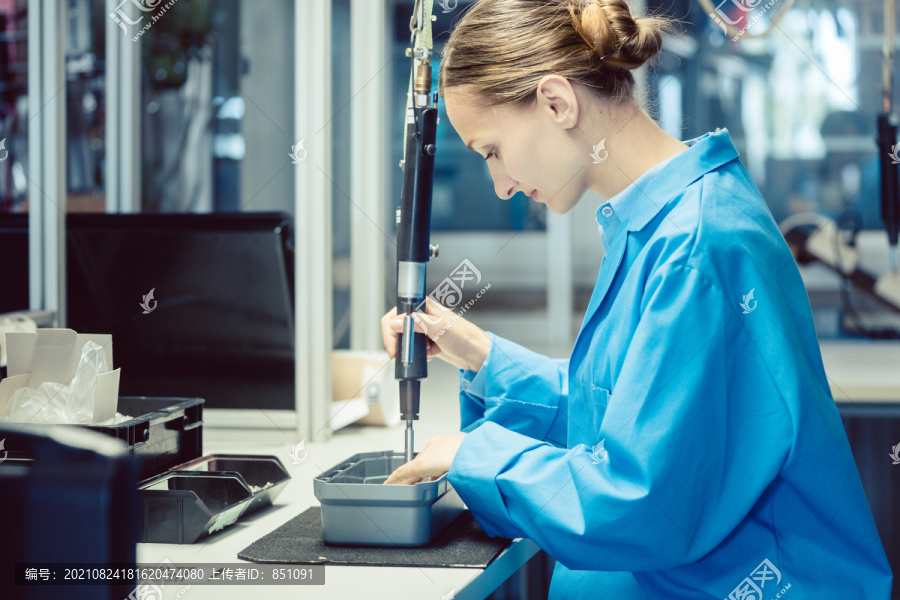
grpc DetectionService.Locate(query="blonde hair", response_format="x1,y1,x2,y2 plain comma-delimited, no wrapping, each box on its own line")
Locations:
437,0,678,108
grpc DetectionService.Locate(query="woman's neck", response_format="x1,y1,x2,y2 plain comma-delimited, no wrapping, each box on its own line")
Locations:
587,103,689,200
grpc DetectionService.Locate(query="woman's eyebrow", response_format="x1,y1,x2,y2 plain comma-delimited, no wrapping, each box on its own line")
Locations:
465,138,482,151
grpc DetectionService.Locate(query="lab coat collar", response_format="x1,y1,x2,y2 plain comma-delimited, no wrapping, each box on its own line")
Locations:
576,128,740,361
594,128,740,245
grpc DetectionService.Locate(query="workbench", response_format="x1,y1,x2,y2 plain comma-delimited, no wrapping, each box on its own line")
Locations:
136,340,900,600
136,359,541,600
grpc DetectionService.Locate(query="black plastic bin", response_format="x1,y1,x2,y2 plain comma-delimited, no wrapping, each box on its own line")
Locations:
5,396,204,482
4,395,291,544
139,455,291,544
139,471,254,544
170,454,291,517
86,396,204,481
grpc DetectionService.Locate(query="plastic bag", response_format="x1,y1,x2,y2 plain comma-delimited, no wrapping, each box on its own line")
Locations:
0,340,109,424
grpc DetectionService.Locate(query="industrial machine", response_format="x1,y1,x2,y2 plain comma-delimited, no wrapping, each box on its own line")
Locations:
394,0,440,464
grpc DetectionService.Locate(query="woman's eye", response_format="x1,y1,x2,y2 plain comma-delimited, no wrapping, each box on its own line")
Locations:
485,149,496,161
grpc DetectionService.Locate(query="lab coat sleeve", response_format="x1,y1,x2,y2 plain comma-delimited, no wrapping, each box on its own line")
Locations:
449,260,793,571
458,331,569,448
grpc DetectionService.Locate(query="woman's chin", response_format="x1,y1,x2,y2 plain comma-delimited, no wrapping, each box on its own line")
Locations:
543,198,573,216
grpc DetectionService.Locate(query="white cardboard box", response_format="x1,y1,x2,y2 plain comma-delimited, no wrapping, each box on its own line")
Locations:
0,329,121,425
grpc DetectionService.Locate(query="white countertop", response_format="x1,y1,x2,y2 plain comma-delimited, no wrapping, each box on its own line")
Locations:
819,340,900,402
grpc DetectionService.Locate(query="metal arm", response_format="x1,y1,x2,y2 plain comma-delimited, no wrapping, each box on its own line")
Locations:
395,0,437,464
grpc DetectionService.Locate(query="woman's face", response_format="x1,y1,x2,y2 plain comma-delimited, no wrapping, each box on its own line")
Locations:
443,78,595,215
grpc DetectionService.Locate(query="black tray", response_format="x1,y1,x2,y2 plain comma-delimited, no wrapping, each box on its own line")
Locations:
170,454,290,516
138,454,291,544
139,471,253,544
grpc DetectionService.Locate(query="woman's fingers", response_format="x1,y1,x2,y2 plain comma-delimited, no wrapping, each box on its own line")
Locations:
410,312,436,335
381,306,399,357
384,458,438,484
382,304,448,362
384,462,418,485
384,435,464,485
388,313,430,334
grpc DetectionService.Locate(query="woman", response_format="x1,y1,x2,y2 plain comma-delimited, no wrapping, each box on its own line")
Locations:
382,0,892,597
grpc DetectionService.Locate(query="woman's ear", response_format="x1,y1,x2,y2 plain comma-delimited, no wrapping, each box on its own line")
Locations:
535,75,579,130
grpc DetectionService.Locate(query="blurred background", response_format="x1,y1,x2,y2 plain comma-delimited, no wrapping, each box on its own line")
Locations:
1,0,896,351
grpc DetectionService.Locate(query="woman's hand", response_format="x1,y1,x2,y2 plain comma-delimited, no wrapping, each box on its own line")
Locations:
380,296,491,373
383,434,467,485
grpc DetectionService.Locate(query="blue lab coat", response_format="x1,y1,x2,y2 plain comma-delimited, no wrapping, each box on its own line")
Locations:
448,128,893,599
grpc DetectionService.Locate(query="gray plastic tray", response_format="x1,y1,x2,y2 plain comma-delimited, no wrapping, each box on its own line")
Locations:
313,450,465,547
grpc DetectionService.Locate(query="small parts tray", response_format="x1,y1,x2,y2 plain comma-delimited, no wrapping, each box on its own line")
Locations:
170,454,290,517
139,472,251,544
314,450,465,547
139,454,291,544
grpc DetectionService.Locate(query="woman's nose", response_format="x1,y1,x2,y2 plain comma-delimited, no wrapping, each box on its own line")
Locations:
493,178,519,200
487,163,520,200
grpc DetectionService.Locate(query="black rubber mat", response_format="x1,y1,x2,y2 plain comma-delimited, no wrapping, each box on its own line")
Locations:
237,506,510,568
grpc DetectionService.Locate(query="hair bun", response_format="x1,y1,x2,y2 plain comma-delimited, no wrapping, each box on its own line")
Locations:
571,0,666,71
